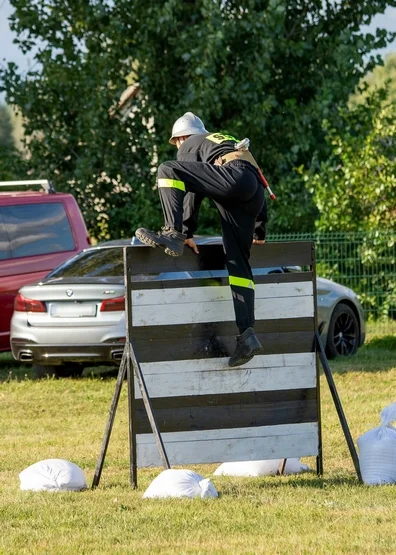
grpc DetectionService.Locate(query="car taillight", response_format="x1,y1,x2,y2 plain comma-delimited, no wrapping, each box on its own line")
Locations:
100,296,125,312
14,293,47,313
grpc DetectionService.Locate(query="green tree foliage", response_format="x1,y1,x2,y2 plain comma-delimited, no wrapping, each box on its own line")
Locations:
0,104,14,147
305,87,395,320
1,0,395,239
307,88,395,232
0,103,28,180
350,51,396,106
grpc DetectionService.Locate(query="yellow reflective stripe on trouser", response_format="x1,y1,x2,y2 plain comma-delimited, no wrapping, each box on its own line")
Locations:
158,178,186,191
229,276,255,289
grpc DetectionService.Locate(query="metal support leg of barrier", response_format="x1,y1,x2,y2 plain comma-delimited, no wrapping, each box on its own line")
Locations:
92,341,170,489
315,332,363,483
91,347,128,489
128,340,171,479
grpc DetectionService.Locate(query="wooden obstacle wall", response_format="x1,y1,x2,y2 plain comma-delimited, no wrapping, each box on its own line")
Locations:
124,241,322,470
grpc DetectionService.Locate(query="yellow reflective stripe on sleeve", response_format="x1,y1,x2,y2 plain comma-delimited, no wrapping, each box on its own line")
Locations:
158,178,186,191
229,276,255,289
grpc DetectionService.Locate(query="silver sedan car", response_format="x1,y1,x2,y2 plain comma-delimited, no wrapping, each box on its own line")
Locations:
11,238,365,377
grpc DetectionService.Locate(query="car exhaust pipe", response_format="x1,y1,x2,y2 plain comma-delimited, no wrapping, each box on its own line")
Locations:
20,352,33,362
111,350,124,361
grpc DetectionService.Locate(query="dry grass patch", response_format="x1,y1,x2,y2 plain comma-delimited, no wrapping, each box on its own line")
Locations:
1,333,396,554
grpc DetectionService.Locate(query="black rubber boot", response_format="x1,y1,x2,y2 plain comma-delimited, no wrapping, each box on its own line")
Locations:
228,327,263,367
135,227,186,257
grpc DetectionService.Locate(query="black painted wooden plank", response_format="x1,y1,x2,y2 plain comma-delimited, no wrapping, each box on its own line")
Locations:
250,242,314,268
133,332,314,362
135,388,318,434
132,317,315,342
125,242,314,275
130,271,314,291
139,388,317,409
131,318,315,362
126,244,225,275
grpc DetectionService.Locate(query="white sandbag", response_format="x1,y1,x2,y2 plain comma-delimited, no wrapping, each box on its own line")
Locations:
143,469,218,499
19,459,87,492
214,458,311,477
357,401,396,485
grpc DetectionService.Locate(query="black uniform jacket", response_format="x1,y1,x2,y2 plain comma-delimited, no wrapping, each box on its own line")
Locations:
176,132,268,241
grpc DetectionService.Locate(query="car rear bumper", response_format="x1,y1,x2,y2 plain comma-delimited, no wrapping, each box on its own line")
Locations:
11,340,125,365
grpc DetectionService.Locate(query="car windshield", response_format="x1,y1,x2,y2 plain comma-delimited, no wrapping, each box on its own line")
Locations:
47,247,124,278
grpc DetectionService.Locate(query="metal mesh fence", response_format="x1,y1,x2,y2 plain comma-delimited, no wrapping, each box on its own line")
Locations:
268,232,396,331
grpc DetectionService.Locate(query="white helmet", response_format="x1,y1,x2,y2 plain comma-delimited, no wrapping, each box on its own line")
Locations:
169,112,208,144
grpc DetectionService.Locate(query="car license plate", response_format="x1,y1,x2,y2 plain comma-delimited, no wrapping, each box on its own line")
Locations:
50,303,97,318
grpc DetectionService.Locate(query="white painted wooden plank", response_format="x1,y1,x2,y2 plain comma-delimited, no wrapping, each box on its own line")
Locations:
135,359,317,399
132,281,313,307
132,295,314,326
255,296,314,320
137,434,319,467
140,352,315,375
136,423,319,467
138,422,316,443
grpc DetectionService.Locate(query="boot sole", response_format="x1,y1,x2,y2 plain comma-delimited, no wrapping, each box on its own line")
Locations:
135,231,181,257
135,230,158,248
228,346,263,368
164,247,181,257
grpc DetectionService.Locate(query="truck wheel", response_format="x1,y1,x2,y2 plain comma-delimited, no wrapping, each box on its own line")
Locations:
326,303,359,359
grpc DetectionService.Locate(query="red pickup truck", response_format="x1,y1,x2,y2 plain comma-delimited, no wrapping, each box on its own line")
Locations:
0,180,90,351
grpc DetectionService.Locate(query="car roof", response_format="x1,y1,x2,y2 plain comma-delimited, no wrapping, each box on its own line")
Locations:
0,191,74,201
0,191,49,198
0,180,74,201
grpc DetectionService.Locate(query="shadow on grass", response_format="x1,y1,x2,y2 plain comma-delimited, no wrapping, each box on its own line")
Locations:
365,335,396,351
0,352,119,383
329,339,396,375
2,333,395,381
218,473,361,496
259,474,360,489
83,366,120,380
0,352,32,381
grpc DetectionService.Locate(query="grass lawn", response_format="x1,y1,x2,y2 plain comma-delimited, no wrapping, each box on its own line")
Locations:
1,331,396,554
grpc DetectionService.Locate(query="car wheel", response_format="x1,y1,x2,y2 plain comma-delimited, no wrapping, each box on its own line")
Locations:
326,303,359,359
33,364,84,379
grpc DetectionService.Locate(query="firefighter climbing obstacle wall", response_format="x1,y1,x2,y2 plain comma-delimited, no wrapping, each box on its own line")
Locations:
124,241,322,474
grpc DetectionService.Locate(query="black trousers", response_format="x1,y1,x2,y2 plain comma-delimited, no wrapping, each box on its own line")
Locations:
157,159,265,333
